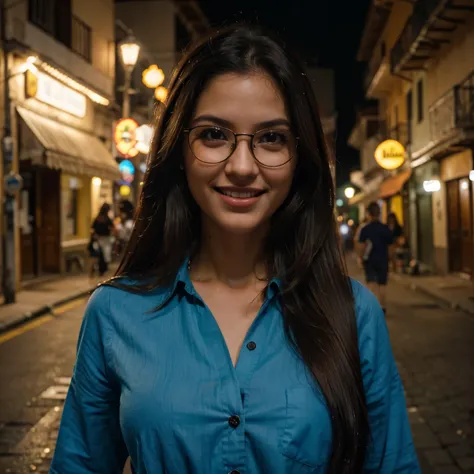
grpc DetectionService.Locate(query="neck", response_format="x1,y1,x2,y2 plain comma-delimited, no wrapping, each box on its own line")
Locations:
191,218,269,287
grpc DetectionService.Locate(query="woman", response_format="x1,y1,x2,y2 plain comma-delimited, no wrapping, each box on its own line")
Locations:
50,26,420,473
91,202,115,274
387,212,405,273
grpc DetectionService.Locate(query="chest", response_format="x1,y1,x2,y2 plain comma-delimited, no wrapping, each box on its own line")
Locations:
113,301,333,472
193,283,264,366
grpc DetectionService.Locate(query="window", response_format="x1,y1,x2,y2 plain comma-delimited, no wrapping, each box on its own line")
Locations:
28,0,72,48
72,16,92,62
417,79,424,123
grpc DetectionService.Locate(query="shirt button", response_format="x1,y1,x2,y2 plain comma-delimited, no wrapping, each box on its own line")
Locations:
246,341,257,351
228,415,240,428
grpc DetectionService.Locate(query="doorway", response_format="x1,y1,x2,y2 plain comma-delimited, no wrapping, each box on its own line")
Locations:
19,164,61,279
447,177,473,276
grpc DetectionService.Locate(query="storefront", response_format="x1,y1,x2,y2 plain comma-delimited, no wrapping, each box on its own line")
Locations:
12,58,119,281
378,168,411,230
409,160,440,271
440,149,473,277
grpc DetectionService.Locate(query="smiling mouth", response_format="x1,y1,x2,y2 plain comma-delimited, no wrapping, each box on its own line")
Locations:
214,187,266,198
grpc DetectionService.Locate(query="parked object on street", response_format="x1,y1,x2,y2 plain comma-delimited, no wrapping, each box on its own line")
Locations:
50,26,420,474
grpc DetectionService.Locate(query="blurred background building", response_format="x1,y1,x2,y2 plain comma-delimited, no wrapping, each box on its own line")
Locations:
0,0,209,298
348,0,474,281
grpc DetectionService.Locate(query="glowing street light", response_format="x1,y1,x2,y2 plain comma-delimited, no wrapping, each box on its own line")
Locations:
154,86,168,103
344,186,355,199
142,65,165,89
119,36,140,70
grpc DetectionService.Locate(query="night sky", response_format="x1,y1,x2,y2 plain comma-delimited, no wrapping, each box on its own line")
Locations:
198,0,371,187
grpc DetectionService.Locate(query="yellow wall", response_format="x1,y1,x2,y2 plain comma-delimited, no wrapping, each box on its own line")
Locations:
390,194,404,226
61,174,92,242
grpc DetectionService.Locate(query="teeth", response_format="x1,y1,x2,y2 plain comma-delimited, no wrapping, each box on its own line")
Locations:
220,190,259,198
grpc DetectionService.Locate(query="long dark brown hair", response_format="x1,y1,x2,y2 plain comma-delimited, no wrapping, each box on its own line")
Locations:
111,25,369,473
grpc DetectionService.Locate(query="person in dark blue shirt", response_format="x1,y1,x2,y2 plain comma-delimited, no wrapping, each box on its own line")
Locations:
358,202,394,313
50,26,419,474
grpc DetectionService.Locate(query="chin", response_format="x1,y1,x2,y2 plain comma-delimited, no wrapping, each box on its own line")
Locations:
212,212,269,236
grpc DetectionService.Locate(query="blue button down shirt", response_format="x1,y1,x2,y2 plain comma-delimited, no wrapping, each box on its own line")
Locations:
50,261,420,473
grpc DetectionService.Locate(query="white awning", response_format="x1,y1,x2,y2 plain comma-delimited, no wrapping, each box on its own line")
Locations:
17,106,120,181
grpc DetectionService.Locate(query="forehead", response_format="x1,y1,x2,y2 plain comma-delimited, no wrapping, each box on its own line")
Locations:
193,72,288,126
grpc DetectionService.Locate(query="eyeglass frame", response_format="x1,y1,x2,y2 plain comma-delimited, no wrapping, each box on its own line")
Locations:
183,125,299,168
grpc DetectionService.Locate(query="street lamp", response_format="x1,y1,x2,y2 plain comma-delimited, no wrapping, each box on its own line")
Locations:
142,65,165,89
119,36,140,118
344,187,355,199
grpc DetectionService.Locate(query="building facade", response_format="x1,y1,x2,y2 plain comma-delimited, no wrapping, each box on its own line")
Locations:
349,0,474,280
1,0,120,290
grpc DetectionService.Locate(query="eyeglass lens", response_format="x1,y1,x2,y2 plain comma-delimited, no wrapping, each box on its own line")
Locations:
187,126,295,167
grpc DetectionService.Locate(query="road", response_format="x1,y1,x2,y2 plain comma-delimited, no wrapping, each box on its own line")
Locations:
0,263,473,473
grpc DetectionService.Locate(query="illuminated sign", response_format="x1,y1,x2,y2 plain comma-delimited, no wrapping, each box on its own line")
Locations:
26,70,87,118
374,139,406,170
119,159,135,184
135,124,153,154
114,118,139,158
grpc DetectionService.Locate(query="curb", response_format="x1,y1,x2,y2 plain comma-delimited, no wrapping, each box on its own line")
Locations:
0,288,94,335
392,274,474,316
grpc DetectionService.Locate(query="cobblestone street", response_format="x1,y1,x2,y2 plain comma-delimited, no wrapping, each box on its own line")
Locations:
0,260,473,473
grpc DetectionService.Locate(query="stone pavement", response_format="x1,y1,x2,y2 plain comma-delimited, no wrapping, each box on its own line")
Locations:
348,255,474,474
0,267,117,334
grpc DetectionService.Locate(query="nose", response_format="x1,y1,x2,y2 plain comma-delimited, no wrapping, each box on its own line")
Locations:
224,136,259,180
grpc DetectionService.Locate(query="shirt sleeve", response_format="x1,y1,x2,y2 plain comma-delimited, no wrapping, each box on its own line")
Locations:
49,287,128,474
355,283,421,473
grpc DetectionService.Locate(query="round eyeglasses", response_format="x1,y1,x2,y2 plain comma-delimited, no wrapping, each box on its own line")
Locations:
183,125,298,167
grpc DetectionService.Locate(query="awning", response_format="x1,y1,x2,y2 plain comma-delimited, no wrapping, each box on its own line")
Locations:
379,169,411,199
17,106,120,181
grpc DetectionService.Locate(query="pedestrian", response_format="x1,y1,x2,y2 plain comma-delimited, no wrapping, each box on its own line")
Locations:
358,202,394,314
50,26,419,474
91,203,115,274
387,212,405,272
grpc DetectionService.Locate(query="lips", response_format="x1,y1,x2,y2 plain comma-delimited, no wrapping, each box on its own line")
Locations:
214,187,266,198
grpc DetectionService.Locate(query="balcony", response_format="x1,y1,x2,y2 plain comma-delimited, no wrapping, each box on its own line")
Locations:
72,16,91,63
428,69,474,158
365,46,395,98
391,0,474,74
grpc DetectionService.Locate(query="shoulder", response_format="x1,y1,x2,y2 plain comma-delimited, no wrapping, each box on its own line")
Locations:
85,281,174,329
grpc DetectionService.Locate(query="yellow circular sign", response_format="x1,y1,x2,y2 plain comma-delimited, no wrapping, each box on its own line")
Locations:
114,118,139,158
374,139,405,170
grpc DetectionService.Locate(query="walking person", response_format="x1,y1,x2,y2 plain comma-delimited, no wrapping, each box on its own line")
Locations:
358,202,394,314
91,203,115,275
50,26,419,474
387,212,405,273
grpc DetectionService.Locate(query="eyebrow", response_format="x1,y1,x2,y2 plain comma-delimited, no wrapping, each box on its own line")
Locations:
191,114,291,129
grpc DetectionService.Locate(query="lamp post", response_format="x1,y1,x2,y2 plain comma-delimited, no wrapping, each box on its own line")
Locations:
118,36,140,119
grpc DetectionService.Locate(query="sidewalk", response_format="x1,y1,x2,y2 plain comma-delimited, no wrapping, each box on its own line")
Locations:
0,269,116,334
391,271,474,315
346,253,474,316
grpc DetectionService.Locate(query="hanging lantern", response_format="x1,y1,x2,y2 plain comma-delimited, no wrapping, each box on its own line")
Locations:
142,65,165,88
154,86,168,103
